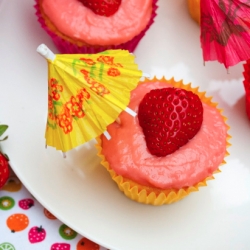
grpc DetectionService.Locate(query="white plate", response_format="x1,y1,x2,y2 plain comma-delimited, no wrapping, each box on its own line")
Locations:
1,0,250,249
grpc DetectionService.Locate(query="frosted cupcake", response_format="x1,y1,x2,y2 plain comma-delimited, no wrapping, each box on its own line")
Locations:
35,0,158,54
96,77,231,205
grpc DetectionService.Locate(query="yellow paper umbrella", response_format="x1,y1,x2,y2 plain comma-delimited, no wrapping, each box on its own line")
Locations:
37,44,144,153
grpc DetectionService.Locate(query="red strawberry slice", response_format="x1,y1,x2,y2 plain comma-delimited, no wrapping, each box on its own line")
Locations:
50,243,70,250
19,198,34,210
0,153,9,189
79,0,121,17
138,87,203,157
28,226,46,243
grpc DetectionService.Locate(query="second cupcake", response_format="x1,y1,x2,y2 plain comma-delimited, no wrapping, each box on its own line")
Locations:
35,0,158,54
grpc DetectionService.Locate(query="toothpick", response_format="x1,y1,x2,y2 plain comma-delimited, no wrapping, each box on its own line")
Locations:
37,44,56,61
103,130,111,140
125,107,137,117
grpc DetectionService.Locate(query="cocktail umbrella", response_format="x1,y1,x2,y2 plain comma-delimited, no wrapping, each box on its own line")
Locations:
200,0,250,68
37,44,144,153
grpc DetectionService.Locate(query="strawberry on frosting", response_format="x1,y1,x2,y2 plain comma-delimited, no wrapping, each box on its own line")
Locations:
138,88,203,156
79,0,122,17
101,80,228,190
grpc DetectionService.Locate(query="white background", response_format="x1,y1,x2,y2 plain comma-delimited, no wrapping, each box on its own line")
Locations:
1,0,250,249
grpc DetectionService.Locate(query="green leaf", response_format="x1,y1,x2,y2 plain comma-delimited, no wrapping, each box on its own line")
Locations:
3,153,9,161
0,135,8,141
0,125,8,137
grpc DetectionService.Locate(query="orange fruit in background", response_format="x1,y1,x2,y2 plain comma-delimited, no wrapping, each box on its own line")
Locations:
2,177,22,192
6,213,29,232
77,237,100,250
44,208,57,220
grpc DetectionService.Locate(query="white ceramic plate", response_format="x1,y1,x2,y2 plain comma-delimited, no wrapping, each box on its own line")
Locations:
1,0,250,249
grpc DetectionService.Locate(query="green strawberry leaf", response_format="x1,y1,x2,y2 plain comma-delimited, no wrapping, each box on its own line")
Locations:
3,153,9,161
0,125,8,137
0,135,8,141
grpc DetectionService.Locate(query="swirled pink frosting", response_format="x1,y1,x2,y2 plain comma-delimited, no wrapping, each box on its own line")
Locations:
41,0,153,46
101,81,228,190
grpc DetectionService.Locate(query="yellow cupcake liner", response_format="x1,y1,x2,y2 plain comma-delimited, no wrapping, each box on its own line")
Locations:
187,0,200,24
96,76,231,205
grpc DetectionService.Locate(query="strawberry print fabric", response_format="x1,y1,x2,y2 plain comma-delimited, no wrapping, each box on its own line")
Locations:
0,174,108,250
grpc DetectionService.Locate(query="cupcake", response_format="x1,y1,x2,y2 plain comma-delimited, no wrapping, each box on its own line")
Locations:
34,0,158,54
187,0,200,24
96,77,231,205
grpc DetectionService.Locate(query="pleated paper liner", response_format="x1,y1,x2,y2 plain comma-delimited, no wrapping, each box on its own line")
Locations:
96,76,231,205
34,0,158,54
187,0,200,24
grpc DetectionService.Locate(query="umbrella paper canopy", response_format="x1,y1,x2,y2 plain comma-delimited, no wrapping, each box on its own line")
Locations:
200,0,250,68
37,44,143,152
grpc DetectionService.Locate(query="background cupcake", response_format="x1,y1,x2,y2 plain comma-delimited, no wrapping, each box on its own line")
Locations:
187,0,200,24
35,0,158,54
96,77,231,205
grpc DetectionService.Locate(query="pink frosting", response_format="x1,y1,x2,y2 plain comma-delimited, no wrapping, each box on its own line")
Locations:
41,0,153,46
101,81,228,190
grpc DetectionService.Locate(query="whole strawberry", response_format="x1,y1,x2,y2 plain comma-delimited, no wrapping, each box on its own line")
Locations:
138,87,203,157
80,0,121,17
0,124,9,189
50,243,70,250
28,225,46,243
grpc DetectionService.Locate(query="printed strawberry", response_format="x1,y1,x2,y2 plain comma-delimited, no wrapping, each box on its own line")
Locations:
0,124,9,189
50,243,71,250
19,198,34,210
138,87,203,157
79,0,121,17
28,226,46,243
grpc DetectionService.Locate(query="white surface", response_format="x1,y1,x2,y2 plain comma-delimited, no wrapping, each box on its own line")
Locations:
1,1,250,250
